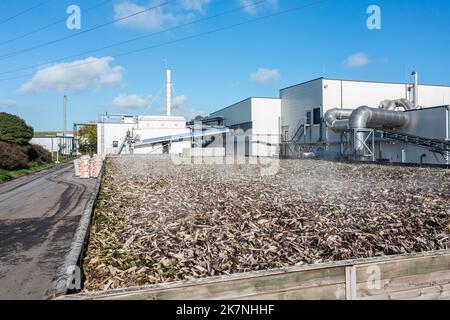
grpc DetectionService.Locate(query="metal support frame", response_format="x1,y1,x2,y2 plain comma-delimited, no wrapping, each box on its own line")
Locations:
341,129,375,162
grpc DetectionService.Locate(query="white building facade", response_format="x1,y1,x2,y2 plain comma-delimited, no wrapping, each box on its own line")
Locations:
31,134,74,156
280,78,450,143
279,78,450,165
210,77,450,165
97,114,190,156
210,98,281,157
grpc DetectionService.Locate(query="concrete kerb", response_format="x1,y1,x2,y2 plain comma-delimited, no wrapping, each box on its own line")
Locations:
52,162,105,298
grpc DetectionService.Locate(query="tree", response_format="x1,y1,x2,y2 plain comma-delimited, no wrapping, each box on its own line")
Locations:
27,144,52,163
77,125,97,154
0,112,34,146
190,115,206,122
0,142,29,170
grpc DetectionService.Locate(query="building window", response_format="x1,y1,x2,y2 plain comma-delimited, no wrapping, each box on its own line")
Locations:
113,141,119,148
306,112,312,125
313,108,321,125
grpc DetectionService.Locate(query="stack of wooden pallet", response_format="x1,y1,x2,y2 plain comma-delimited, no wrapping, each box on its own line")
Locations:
74,155,104,178
91,155,104,178
74,159,80,177
79,156,91,179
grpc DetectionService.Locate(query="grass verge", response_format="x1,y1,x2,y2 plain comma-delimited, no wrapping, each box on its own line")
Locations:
0,156,75,183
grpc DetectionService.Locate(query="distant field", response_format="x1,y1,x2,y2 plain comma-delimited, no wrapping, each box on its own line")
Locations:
34,131,73,136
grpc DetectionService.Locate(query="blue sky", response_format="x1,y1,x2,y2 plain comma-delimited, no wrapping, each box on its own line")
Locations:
0,0,449,131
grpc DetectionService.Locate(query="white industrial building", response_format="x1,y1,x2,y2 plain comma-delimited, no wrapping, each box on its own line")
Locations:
211,74,450,165
210,97,281,157
96,69,191,156
31,134,74,156
280,77,450,141
91,67,450,165
97,114,190,155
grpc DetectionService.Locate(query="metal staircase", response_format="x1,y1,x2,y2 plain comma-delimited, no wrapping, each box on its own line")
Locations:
117,131,131,155
291,122,310,143
118,131,140,155
281,121,314,158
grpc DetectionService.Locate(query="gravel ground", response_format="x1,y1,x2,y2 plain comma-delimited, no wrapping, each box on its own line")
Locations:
83,156,450,291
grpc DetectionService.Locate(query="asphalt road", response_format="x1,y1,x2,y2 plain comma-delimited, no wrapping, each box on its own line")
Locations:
0,163,96,300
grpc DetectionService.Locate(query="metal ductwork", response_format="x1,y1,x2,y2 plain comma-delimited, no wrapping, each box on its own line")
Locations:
379,99,415,111
323,108,353,131
349,106,410,130
349,106,411,158
324,104,412,160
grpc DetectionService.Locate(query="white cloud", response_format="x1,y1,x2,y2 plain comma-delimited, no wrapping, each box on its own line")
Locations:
114,0,210,31
251,68,280,85
112,94,154,108
0,99,17,107
239,0,278,15
343,52,371,68
20,57,124,93
181,0,210,13
172,95,188,109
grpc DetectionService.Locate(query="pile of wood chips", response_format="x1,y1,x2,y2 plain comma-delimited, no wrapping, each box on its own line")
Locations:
83,156,450,291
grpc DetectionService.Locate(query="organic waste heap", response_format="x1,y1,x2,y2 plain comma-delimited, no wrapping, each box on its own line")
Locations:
83,157,450,291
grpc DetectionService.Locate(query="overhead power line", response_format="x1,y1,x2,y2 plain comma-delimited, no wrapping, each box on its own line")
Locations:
0,0,178,61
0,0,114,47
0,0,269,77
0,0,52,26
0,0,328,84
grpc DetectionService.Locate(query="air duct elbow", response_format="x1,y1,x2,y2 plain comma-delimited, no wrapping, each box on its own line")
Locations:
324,108,353,131
379,99,415,111
349,106,372,129
349,106,410,130
379,100,396,111
396,98,415,111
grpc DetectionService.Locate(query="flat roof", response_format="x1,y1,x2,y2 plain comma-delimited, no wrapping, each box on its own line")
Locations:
211,97,280,116
280,77,450,92
138,115,186,121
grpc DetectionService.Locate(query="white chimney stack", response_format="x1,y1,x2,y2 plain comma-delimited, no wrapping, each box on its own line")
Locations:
166,68,172,116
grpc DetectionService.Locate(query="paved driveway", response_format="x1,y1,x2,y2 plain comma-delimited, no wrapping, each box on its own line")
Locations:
0,163,96,300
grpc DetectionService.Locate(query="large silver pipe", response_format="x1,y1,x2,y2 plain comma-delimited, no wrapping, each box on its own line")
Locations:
349,106,410,130
379,98,414,111
379,100,396,111
330,119,350,131
324,108,353,131
350,106,410,157
398,98,415,111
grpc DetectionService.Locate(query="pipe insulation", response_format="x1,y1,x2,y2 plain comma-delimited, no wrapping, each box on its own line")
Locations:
349,106,410,130
349,106,411,158
324,108,353,131
379,99,415,111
